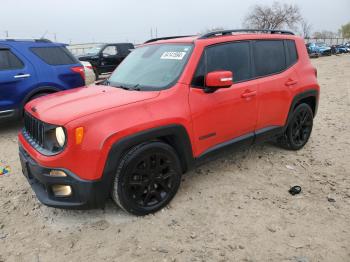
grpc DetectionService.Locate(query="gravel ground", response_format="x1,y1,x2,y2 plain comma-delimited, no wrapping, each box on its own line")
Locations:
0,54,349,262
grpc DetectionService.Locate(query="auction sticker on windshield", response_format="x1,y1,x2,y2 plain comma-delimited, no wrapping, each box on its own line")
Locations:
161,52,186,60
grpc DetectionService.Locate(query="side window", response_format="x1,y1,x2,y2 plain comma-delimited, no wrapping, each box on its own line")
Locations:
102,46,118,56
191,41,251,87
191,55,205,87
0,49,24,70
286,40,298,66
253,40,286,77
31,46,78,65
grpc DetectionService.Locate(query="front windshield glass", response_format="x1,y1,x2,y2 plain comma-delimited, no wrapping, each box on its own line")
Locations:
85,46,102,55
108,44,193,90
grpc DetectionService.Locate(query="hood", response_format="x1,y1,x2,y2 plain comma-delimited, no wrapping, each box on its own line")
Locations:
26,85,160,125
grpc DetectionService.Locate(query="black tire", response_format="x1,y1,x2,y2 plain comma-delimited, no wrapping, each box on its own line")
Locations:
112,141,182,216
277,103,313,150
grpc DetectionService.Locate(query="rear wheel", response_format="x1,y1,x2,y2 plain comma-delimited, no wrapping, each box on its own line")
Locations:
112,141,182,216
277,103,313,150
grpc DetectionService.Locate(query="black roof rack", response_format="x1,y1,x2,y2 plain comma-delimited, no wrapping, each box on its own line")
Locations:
199,29,294,39
0,38,52,43
144,35,194,44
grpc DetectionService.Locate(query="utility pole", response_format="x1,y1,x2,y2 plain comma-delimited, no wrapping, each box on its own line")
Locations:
151,28,153,38
155,27,158,38
5,30,9,37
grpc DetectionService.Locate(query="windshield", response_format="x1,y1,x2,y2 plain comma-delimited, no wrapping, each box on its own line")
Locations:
315,43,326,47
108,44,193,90
85,46,103,55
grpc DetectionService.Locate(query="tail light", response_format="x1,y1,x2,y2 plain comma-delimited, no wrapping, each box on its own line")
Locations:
71,66,85,81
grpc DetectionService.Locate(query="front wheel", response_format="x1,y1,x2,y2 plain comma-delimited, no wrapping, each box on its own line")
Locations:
277,103,314,150
112,141,182,216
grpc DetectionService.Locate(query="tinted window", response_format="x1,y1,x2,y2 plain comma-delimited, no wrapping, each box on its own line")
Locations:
0,49,24,70
192,41,251,87
31,46,78,65
253,40,286,77
191,55,205,87
286,40,298,66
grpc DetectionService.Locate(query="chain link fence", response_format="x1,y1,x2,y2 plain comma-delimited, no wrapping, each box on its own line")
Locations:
305,38,350,45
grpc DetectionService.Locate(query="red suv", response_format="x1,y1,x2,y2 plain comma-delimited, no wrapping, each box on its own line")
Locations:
19,29,319,215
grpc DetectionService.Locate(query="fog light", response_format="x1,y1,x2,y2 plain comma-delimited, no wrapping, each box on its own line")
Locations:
49,170,67,177
52,185,72,197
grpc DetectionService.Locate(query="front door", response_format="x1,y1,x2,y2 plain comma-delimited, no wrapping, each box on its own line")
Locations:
100,45,119,73
0,46,36,113
189,41,258,156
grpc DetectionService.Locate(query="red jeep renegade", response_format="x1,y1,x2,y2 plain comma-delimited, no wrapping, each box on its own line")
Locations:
19,29,319,215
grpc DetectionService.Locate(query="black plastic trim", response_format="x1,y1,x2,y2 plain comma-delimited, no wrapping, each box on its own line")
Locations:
285,89,319,128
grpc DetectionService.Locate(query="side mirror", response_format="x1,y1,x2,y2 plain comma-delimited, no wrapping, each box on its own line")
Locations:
205,71,233,93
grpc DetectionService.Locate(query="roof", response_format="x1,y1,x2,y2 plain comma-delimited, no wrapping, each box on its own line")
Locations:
144,29,298,45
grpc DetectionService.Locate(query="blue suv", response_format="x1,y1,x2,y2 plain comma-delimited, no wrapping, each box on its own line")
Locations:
0,39,85,122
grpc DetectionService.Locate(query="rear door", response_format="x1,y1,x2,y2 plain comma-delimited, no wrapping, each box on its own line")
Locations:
0,46,37,111
189,41,258,156
253,39,299,131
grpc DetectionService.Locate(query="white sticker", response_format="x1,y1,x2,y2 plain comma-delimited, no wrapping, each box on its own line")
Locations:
161,51,186,60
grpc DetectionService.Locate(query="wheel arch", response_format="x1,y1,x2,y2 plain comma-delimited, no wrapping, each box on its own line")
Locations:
22,86,61,108
99,125,195,196
285,89,319,128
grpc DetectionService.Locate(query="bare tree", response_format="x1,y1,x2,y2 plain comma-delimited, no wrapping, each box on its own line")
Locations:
313,30,338,39
243,2,301,30
300,19,312,39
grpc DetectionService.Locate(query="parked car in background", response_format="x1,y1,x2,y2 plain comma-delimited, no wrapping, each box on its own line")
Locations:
81,61,96,85
306,42,331,56
19,29,319,215
77,43,134,79
334,44,349,54
305,44,320,58
0,39,85,122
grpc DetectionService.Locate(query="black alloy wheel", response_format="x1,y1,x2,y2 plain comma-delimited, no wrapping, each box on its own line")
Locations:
112,142,182,216
278,103,314,150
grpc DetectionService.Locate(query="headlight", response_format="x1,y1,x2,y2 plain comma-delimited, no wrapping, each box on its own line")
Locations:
55,127,66,147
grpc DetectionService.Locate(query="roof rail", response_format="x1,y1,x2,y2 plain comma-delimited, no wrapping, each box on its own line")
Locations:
0,38,52,43
199,29,294,39
144,35,194,44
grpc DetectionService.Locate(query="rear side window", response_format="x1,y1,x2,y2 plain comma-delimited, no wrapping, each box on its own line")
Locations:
286,40,298,66
0,49,24,70
253,40,286,77
192,41,251,87
31,46,78,65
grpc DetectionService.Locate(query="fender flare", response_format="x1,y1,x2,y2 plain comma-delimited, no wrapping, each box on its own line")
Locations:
285,89,319,129
99,124,195,196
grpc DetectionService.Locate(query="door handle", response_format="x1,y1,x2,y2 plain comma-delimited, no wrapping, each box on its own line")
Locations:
285,79,298,86
241,90,257,98
14,74,31,79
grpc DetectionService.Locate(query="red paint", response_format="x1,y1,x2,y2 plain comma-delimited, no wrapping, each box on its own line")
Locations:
19,33,320,181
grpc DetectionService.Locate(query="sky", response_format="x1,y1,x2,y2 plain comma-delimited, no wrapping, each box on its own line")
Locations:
1,0,349,44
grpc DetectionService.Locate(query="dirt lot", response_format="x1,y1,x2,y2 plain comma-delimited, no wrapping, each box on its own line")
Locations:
1,55,349,262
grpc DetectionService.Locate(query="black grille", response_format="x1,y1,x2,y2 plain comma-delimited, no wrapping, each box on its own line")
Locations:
24,112,45,147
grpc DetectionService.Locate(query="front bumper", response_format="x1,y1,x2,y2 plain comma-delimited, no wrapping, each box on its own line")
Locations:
19,146,108,209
